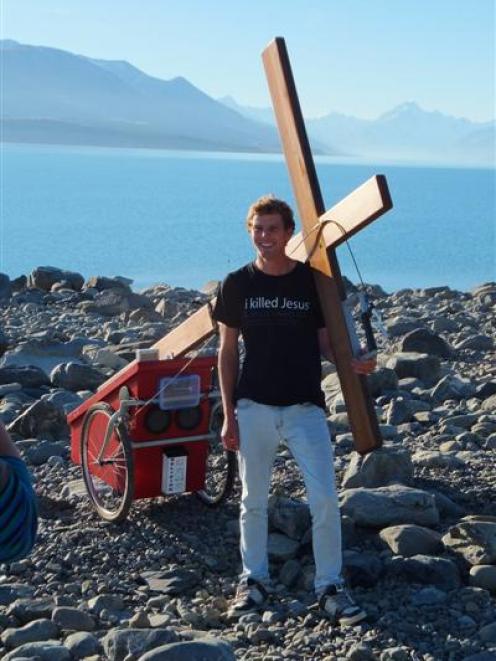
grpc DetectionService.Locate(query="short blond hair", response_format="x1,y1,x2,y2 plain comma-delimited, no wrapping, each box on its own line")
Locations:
245,195,295,232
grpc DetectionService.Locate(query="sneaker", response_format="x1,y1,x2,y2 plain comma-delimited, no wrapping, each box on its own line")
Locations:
227,578,269,617
319,584,367,626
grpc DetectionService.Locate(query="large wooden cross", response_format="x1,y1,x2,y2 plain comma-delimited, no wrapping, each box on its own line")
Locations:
98,38,393,455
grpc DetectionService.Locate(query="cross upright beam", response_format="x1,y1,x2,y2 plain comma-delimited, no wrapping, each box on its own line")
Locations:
262,37,393,454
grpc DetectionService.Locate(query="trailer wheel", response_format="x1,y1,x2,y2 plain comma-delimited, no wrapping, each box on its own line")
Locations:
81,403,134,522
195,402,236,507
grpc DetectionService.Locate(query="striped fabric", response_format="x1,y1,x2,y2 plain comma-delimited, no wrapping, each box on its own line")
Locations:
0,456,37,563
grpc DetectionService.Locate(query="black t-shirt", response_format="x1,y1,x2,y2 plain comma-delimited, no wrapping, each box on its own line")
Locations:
212,261,326,408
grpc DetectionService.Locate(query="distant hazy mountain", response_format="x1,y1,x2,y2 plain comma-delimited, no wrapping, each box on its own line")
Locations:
2,39,493,163
219,96,495,165
0,40,282,152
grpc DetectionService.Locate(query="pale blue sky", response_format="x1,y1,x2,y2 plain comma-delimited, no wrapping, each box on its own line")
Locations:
1,0,494,121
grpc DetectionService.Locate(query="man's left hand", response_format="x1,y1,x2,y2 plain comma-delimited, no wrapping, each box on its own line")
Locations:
351,353,377,375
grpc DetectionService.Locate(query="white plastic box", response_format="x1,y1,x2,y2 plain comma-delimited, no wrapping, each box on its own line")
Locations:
162,447,188,494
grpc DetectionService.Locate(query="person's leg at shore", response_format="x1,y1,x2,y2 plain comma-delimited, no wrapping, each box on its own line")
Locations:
230,399,281,616
283,403,366,626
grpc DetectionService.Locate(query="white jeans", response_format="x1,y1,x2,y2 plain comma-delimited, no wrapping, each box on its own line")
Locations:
236,398,342,594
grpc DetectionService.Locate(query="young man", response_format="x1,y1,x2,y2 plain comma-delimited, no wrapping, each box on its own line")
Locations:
0,421,38,563
213,195,375,625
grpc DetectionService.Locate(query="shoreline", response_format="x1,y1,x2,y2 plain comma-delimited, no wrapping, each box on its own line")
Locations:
0,266,495,659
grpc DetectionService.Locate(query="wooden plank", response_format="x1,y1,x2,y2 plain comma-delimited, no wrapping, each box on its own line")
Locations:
287,175,392,262
262,37,385,454
152,300,217,359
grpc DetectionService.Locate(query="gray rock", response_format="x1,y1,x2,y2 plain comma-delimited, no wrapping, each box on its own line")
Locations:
380,647,411,661
87,594,125,614
42,389,84,414
25,440,67,466
8,399,68,439
482,394,496,412
388,554,461,590
85,275,132,292
0,365,50,388
0,584,35,606
51,607,95,631
386,398,412,425
431,374,477,402
346,642,376,660
340,485,439,528
50,362,105,391
366,367,399,397
342,447,413,489
268,495,311,540
278,558,302,587
103,628,178,661
29,266,84,292
0,272,12,299
411,586,447,606
442,517,496,565
385,317,421,337
455,334,494,351
141,569,200,595
7,598,55,623
401,327,453,358
470,565,496,593
379,524,443,556
478,622,496,643
138,638,236,661
386,352,441,387
477,381,496,399
267,533,300,560
2,640,70,661
412,450,466,469
64,632,102,659
1,618,59,649
343,550,383,587
0,339,87,376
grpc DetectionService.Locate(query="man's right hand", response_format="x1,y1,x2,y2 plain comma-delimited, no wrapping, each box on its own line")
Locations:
221,413,240,451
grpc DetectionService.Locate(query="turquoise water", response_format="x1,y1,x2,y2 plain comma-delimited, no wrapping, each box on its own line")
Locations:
1,143,494,293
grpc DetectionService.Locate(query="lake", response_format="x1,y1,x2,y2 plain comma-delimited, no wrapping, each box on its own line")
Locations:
1,143,494,293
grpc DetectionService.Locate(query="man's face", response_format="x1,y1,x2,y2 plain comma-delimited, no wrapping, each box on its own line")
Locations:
250,213,293,261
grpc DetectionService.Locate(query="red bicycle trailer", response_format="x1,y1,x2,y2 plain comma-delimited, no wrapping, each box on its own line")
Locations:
68,354,235,522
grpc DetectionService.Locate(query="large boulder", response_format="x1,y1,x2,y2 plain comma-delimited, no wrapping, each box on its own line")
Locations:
431,374,477,402
366,368,399,398
0,365,50,388
138,639,236,661
102,628,178,661
0,339,87,376
81,289,152,316
400,328,453,358
8,400,68,439
386,352,441,387
341,447,413,489
442,516,496,565
387,554,461,590
340,485,439,528
379,524,443,557
268,495,311,540
85,275,132,292
0,273,12,300
29,266,84,292
50,362,106,391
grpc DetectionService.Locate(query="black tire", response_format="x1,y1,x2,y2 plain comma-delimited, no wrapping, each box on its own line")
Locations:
195,402,236,507
81,402,134,522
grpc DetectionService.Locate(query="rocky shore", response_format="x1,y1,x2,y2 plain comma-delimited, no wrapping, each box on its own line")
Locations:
0,265,495,661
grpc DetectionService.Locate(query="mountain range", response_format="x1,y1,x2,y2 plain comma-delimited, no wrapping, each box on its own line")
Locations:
1,40,494,164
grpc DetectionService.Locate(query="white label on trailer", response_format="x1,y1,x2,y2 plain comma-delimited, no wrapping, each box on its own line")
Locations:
162,453,187,494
